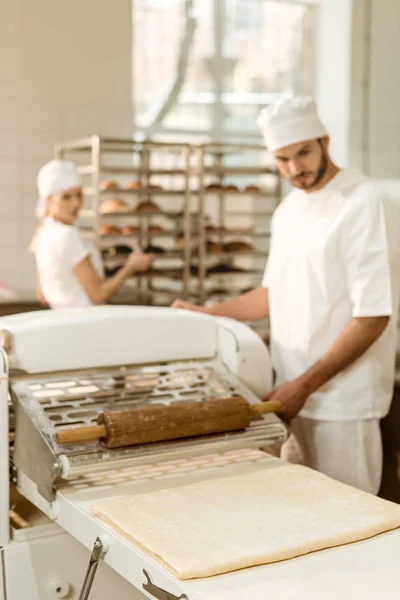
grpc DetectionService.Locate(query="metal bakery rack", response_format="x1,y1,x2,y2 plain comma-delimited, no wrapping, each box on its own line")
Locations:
54,136,281,334
193,141,281,341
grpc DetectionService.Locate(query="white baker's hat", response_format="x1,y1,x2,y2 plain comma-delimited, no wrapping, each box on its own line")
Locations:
36,159,81,218
257,96,328,152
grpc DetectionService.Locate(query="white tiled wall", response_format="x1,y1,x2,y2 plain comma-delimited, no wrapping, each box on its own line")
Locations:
314,0,353,168
0,0,133,295
346,0,400,179
367,0,400,179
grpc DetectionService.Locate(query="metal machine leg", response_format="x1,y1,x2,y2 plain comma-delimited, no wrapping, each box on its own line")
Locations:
78,536,109,600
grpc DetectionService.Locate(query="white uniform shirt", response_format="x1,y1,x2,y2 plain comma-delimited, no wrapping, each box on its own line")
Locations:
263,168,400,420
35,217,104,309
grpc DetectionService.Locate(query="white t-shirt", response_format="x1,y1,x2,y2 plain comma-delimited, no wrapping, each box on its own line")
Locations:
35,217,104,309
263,168,400,420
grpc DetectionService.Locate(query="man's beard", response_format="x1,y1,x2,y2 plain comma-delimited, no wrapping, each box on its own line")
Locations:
291,146,328,190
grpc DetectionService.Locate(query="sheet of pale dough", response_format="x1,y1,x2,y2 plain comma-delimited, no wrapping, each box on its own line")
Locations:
92,464,400,580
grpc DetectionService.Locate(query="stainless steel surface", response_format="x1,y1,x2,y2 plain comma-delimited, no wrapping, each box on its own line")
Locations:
10,359,285,488
12,387,61,502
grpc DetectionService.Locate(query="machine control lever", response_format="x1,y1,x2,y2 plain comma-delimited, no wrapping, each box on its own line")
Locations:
142,569,188,600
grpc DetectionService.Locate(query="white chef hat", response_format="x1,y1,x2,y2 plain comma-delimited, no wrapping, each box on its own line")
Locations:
257,96,328,152
36,159,81,218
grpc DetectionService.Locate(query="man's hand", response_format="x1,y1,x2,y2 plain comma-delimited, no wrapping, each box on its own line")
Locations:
171,299,207,312
262,378,311,420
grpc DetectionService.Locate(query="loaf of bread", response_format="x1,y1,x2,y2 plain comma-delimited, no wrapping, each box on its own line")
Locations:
191,240,223,255
206,240,224,254
226,226,254,234
100,224,120,236
126,180,142,190
121,225,139,236
149,225,164,234
99,198,131,214
207,263,246,274
244,185,261,193
99,179,118,191
103,245,132,259
136,201,161,214
207,263,233,274
205,183,222,192
144,245,166,254
206,224,220,232
224,184,239,192
223,241,254,253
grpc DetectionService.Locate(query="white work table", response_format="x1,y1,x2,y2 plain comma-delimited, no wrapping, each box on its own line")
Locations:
186,528,400,600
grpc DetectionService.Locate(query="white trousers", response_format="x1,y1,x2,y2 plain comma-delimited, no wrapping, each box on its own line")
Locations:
280,416,383,494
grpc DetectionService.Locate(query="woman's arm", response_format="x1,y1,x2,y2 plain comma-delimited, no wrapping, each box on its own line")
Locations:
74,251,153,305
36,273,48,305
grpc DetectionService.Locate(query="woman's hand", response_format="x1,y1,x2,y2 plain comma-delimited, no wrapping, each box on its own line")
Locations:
125,251,154,273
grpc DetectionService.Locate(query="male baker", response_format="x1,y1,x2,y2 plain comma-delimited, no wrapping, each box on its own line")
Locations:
173,96,400,494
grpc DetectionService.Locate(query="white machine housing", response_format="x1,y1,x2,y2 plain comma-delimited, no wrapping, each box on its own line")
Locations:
2,306,400,600
1,306,281,600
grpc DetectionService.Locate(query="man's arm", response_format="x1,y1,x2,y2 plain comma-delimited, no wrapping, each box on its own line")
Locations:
263,316,389,419
172,287,269,322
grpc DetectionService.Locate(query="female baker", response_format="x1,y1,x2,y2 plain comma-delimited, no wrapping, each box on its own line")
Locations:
32,159,152,308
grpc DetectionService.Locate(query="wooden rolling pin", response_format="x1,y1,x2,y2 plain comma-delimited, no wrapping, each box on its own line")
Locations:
56,397,281,449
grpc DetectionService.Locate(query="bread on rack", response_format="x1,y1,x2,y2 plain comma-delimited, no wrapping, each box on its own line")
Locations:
148,184,164,192
176,235,195,250
99,198,131,214
144,245,166,254
121,225,139,236
226,226,254,234
206,224,221,233
206,240,224,255
102,245,132,259
207,262,247,274
205,183,222,192
224,184,239,192
126,180,142,190
136,200,161,214
148,267,183,278
244,185,261,193
99,224,121,236
99,179,118,191
223,241,254,254
149,225,164,234
192,240,223,255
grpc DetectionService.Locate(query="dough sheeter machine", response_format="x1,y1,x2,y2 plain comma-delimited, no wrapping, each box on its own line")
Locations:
2,306,400,600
